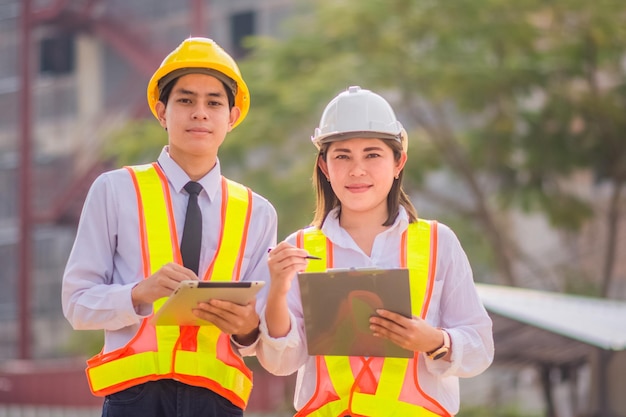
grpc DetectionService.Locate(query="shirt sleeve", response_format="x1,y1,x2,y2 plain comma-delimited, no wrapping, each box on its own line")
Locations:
253,232,309,376
61,171,145,331
423,223,495,377
234,194,278,357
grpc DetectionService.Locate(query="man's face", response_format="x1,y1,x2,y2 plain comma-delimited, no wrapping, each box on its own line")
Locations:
155,73,240,163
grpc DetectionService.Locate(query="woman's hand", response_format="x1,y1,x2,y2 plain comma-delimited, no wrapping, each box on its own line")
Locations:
267,241,310,295
369,309,444,355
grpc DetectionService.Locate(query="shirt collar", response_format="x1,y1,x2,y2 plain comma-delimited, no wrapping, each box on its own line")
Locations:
320,206,410,247
157,146,222,202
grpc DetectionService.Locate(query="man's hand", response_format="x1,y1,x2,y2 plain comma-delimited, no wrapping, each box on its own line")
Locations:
193,298,260,346
131,262,198,306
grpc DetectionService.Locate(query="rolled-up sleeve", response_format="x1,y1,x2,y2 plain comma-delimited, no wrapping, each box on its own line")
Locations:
423,224,494,377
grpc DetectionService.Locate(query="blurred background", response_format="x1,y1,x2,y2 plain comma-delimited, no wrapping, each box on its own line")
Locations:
1,0,625,416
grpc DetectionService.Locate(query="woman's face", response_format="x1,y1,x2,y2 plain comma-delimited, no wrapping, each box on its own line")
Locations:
318,137,406,218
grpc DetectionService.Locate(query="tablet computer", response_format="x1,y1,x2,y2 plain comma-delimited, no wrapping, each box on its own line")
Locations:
150,280,265,326
298,268,413,358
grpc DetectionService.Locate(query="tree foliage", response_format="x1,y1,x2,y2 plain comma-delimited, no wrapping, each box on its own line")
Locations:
105,0,626,294
230,0,626,292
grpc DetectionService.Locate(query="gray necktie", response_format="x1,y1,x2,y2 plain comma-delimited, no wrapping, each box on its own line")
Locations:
180,181,202,275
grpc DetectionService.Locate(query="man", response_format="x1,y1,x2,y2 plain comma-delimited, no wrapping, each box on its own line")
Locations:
62,37,277,417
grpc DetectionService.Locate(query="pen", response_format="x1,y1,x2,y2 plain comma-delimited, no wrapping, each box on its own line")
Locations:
267,247,322,260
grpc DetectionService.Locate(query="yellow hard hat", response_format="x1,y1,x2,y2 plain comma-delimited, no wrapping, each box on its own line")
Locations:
146,37,250,129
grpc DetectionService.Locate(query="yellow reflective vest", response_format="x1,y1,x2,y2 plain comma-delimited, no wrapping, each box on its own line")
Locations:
85,163,254,409
294,220,451,417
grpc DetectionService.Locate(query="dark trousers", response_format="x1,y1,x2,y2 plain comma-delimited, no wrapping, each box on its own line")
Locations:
102,379,243,417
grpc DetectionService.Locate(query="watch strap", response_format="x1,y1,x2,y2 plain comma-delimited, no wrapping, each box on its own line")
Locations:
426,329,450,360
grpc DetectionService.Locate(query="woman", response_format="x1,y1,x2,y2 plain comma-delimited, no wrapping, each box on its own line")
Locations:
256,86,494,416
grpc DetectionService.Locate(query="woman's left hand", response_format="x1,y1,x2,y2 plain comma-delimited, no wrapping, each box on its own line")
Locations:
369,309,443,354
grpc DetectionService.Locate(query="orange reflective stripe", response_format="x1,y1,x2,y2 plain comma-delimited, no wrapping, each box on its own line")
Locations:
126,166,150,278
204,178,251,282
294,357,346,417
423,221,438,317
131,164,183,361
131,163,179,275
128,164,181,369
405,222,449,416
351,221,431,415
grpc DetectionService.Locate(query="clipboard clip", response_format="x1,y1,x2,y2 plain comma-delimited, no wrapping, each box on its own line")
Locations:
327,267,382,273
326,267,390,278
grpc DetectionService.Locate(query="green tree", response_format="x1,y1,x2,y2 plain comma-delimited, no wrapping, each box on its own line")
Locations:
229,0,626,294
105,0,626,295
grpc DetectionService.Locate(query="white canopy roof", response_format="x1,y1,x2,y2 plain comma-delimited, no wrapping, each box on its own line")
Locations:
477,283,626,351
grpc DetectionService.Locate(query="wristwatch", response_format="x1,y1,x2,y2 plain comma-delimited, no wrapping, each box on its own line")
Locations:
426,329,450,360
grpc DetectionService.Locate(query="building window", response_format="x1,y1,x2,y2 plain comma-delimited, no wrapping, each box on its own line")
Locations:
230,10,256,58
39,33,75,75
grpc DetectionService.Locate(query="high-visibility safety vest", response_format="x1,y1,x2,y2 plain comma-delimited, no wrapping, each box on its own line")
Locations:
294,220,451,417
85,163,254,409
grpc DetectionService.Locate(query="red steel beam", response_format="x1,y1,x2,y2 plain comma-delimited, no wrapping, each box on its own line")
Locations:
30,0,68,23
19,0,33,360
191,0,205,36
91,16,161,77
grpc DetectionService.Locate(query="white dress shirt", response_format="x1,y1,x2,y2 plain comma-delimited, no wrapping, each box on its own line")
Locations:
256,207,494,415
62,146,277,354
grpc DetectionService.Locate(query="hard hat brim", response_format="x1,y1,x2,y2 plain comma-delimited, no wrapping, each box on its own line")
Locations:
313,131,402,149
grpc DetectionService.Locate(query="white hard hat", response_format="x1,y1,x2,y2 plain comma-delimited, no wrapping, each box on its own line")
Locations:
311,86,406,150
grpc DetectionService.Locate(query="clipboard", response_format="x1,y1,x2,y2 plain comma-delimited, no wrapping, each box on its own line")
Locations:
297,268,413,358
150,280,265,326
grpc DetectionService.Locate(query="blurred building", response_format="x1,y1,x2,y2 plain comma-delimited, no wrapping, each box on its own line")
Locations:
0,0,298,414
1,1,625,416
0,0,299,360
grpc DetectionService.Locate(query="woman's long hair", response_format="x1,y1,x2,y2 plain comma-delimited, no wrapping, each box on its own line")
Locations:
311,138,418,228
